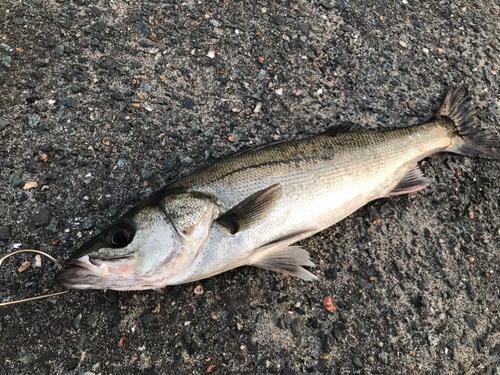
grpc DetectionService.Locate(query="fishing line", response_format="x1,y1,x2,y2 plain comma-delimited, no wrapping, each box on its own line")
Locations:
0,250,69,306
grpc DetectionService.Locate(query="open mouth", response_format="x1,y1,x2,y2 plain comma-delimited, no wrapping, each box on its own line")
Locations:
56,254,137,290
65,255,109,276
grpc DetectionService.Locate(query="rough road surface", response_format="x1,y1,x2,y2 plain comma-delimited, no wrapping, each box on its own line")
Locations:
1,0,500,374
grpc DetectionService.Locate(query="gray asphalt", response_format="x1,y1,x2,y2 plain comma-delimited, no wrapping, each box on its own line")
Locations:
1,0,500,374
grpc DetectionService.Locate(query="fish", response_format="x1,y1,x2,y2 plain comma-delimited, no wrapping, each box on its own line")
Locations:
56,88,500,290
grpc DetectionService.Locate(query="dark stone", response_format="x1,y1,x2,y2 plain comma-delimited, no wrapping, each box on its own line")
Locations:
140,312,156,325
465,315,479,330
203,279,216,294
226,311,234,327
325,269,337,279
40,143,52,152
299,22,311,35
125,193,140,205
277,317,286,329
171,356,181,372
246,339,258,354
54,44,64,56
424,228,431,238
58,97,74,107
129,14,140,23
182,97,195,110
9,168,23,187
67,359,79,370
44,173,57,181
141,170,153,180
4,327,17,338
281,368,296,375
110,91,124,101
341,24,354,33
446,339,458,349
0,226,9,240
143,369,160,375
137,24,151,34
290,318,302,336
322,334,334,352
33,209,50,227
353,356,364,369
45,36,56,47
319,1,334,10
82,217,94,230
0,306,14,316
489,343,500,355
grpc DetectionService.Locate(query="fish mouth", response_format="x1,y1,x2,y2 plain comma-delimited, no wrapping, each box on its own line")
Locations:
56,255,139,290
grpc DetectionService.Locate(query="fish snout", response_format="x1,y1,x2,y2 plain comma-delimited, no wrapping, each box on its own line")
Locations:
56,255,137,290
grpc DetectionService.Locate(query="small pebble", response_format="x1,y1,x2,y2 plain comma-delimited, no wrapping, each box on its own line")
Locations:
18,261,31,273
206,50,215,59
117,159,128,168
9,168,24,187
23,181,38,190
194,285,204,295
323,296,336,312
74,313,82,328
55,44,64,56
34,255,42,267
399,41,407,48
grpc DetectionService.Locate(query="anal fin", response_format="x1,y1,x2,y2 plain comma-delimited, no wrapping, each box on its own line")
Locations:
389,165,431,196
250,246,317,281
248,229,318,281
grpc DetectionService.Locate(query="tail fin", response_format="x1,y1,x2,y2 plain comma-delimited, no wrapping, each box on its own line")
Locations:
437,87,500,159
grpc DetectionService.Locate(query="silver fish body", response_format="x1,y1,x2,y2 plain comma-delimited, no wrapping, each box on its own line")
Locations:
57,88,499,290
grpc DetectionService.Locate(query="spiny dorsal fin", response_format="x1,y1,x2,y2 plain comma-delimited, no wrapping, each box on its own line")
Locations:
217,184,282,234
320,122,355,137
389,165,431,196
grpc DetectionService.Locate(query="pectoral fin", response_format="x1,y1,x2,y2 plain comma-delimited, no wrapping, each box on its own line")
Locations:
217,184,282,234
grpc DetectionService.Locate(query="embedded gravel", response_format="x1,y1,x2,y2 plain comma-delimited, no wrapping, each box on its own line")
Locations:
1,1,500,374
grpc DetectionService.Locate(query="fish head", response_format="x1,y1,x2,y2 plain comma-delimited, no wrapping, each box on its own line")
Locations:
56,204,200,290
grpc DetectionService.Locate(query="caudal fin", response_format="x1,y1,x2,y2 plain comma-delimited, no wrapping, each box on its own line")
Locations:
437,87,500,159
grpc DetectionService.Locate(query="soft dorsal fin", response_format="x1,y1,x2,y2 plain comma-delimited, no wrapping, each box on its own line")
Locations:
320,122,355,137
389,165,431,196
217,184,282,234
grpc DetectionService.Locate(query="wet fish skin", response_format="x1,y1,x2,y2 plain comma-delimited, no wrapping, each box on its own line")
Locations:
57,88,499,290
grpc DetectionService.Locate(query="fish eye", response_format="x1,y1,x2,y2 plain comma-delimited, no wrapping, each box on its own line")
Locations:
105,224,133,247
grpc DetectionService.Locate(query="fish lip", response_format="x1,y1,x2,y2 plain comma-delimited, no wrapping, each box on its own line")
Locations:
56,254,135,290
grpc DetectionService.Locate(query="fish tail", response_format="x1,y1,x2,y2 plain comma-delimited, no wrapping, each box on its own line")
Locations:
438,87,500,159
